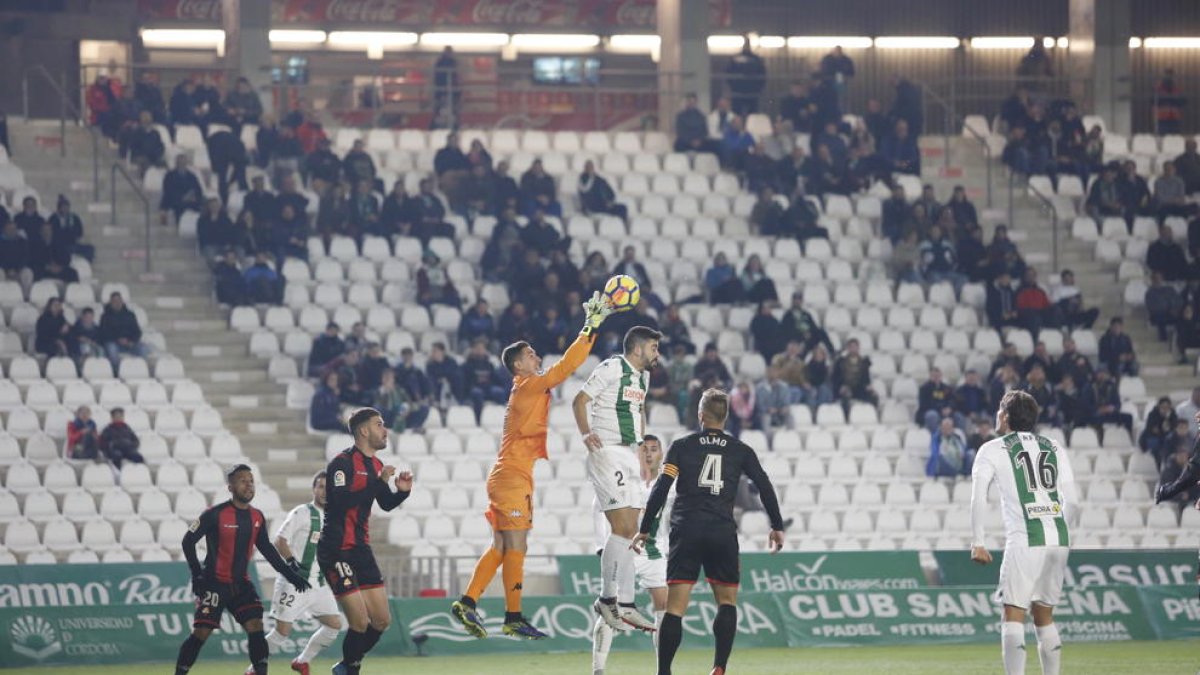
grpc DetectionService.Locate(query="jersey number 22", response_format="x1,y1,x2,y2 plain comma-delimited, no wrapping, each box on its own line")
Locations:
699,454,724,495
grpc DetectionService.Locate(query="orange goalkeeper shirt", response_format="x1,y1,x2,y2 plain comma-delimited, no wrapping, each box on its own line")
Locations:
492,332,596,480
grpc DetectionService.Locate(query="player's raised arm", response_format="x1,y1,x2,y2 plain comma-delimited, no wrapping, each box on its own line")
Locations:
969,447,997,564
633,444,679,553
375,469,413,511
537,293,609,389
255,515,311,591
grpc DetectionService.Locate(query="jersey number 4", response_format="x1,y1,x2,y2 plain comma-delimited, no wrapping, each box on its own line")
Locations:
699,454,724,495
1014,450,1058,492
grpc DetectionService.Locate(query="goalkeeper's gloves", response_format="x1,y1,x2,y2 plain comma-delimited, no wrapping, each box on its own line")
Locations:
581,291,614,336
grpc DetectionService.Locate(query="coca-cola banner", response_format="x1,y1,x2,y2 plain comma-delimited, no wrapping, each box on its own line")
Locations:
138,0,733,29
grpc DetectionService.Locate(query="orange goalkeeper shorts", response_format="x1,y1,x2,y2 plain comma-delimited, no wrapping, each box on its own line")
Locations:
484,470,534,531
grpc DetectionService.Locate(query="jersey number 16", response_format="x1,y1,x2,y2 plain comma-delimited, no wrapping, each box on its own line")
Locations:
1014,450,1057,492
699,454,724,495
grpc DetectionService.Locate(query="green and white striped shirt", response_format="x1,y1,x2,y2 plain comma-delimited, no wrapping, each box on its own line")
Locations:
970,431,1077,549
581,355,649,447
274,502,325,586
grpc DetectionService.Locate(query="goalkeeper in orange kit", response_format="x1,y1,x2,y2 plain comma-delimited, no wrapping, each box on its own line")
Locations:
450,291,613,639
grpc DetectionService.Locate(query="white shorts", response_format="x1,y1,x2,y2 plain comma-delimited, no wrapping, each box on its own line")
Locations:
635,555,667,590
269,578,340,623
994,546,1069,610
587,445,645,511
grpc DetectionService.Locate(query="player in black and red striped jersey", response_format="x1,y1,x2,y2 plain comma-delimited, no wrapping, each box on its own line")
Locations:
319,408,414,675
174,464,311,675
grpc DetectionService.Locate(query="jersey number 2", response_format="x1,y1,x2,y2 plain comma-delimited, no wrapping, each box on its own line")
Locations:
1014,450,1057,491
699,454,724,495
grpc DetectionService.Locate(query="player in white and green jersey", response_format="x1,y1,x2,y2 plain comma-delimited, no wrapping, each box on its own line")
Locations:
970,391,1078,675
258,472,342,675
573,326,661,634
590,435,673,675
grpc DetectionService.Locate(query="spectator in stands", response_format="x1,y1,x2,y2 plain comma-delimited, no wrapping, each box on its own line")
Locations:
29,221,78,283
521,209,568,258
878,117,921,177
776,146,810,194
779,292,830,353
750,186,785,235
1175,138,1200,195
986,270,1020,331
726,381,755,437
13,196,43,241
750,300,785,362
611,245,650,287
820,45,855,99
463,339,508,422
1086,164,1124,224
1148,224,1191,281
349,179,381,238
490,160,520,213
66,406,99,460
804,143,852,196
674,93,718,155
954,369,989,424
376,369,428,433
720,116,755,171
694,343,733,391
1147,270,1185,338
86,73,122,140
426,342,464,406
197,198,235,259
206,126,249,204
927,417,972,478
656,305,691,355
577,160,627,223
159,154,203,225
99,292,146,367
67,307,102,361
1155,161,1198,221
1001,126,1039,175
1022,365,1061,426
357,342,390,392
890,229,922,283
1177,304,1200,364
740,254,778,304
956,224,989,283
707,96,735,141
49,196,92,262
222,76,262,129
465,139,492,173
761,119,797,162
458,300,495,349
307,322,344,377
945,185,978,227
989,363,1022,410
785,186,829,245
133,71,165,124
309,372,344,432
97,407,144,468
433,132,469,211
406,178,451,244
726,41,766,115
705,252,741,304
888,75,924,136
1052,269,1100,330
304,137,341,189
1159,443,1200,504
242,175,277,227
461,164,496,220
919,224,966,294
1084,368,1134,438
532,305,570,356
1013,267,1055,338
392,347,431,404
1141,397,1180,464
881,184,913,244
379,179,415,238
342,322,369,356
967,419,997,455
272,202,309,262
917,367,959,431
415,250,459,308
212,249,246,306
754,367,792,432
1099,317,1138,376
342,139,378,191
35,297,70,357
242,251,281,304
1118,159,1153,222
320,349,368,406
518,159,561,219
999,87,1031,133
1023,341,1057,382
125,110,165,174
991,342,1023,379
497,301,534,347
832,338,877,411
779,81,814,133
168,78,203,131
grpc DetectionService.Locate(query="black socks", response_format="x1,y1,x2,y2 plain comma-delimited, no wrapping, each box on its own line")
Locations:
713,604,738,669
174,634,205,675
657,612,683,675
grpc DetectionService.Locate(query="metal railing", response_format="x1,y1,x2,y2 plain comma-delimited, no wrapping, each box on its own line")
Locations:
1024,177,1061,273
959,120,994,207
22,65,101,200
913,80,954,171
110,163,153,273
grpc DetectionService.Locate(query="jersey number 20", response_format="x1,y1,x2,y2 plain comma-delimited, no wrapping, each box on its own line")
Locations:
1014,450,1057,491
699,454,724,495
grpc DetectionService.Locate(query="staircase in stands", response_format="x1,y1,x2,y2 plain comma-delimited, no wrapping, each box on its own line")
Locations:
5,118,408,565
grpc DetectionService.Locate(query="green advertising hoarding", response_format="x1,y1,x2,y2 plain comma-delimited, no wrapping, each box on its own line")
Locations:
0,562,249,609
557,551,928,596
1,585,1196,667
934,549,1196,588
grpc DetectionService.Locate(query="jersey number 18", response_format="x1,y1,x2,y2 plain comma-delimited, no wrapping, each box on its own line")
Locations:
699,454,724,495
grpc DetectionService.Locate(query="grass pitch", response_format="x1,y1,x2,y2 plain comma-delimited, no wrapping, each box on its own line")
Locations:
7,641,1199,675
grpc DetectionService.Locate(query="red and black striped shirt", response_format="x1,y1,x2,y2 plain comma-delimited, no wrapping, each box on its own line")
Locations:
319,447,410,553
182,501,291,584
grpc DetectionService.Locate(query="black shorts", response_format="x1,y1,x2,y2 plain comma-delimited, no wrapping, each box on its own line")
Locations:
667,523,740,587
318,545,384,598
193,579,263,629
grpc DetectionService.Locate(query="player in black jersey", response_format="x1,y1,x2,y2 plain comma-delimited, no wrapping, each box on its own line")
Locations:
319,408,413,675
633,389,785,675
174,464,312,675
